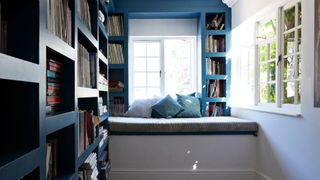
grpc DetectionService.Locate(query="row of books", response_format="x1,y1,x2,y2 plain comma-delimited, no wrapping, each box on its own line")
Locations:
107,15,124,36
78,0,92,31
47,59,62,115
98,73,108,91
98,97,108,116
205,102,224,116
78,43,97,88
0,3,7,53
109,96,125,116
206,58,224,75
79,152,99,180
206,35,225,53
46,139,57,180
206,13,225,30
46,0,72,45
78,110,99,156
206,80,223,98
108,43,124,64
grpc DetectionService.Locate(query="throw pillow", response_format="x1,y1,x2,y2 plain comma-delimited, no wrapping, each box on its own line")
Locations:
124,98,160,118
176,94,201,118
151,95,184,118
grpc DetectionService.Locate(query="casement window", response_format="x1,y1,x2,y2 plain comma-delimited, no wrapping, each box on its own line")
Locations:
130,38,197,103
256,0,301,109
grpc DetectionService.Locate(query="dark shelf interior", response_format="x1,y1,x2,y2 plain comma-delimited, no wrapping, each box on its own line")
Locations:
46,47,75,116
0,79,39,167
46,125,75,178
206,12,225,30
109,68,124,83
78,97,98,116
20,167,39,180
99,29,108,57
78,0,98,38
99,59,108,80
205,102,226,117
0,0,39,64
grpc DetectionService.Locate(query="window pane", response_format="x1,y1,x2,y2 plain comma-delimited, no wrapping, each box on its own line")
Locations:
297,55,301,78
147,88,160,98
283,56,295,80
283,81,295,104
257,18,276,41
134,88,147,100
134,58,146,71
147,42,160,56
284,32,295,55
269,83,276,103
270,41,276,59
297,81,301,104
260,83,268,103
260,63,267,82
298,2,302,26
259,45,267,62
298,28,301,53
284,6,295,31
147,58,160,71
134,73,147,86
147,72,160,87
269,61,276,81
134,42,146,56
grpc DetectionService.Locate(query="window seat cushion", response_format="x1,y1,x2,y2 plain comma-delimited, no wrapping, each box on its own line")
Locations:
108,116,258,135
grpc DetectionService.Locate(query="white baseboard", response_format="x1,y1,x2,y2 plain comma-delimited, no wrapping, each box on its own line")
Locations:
109,170,258,180
256,171,273,180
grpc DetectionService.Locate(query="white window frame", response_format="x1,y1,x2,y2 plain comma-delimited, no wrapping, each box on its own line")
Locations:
129,36,197,104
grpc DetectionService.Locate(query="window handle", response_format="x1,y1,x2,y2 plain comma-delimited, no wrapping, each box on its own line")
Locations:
277,54,282,66
160,70,162,77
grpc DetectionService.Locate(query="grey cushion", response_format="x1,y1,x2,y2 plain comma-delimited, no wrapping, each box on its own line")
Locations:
151,95,184,118
176,94,201,118
124,98,160,118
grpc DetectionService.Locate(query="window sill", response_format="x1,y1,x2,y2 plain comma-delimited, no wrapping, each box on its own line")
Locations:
231,104,301,117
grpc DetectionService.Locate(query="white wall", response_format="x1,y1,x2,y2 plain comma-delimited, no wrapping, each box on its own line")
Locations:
232,0,320,179
129,19,198,36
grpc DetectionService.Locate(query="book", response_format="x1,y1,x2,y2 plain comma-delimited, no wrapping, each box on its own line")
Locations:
78,0,91,31
78,43,96,88
108,43,124,64
107,15,124,36
78,110,98,156
47,59,62,115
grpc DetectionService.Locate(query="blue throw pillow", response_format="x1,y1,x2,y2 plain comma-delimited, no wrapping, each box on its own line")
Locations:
176,94,201,118
151,95,184,118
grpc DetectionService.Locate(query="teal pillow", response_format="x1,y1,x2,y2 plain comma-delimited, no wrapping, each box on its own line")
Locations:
151,95,184,118
176,94,201,118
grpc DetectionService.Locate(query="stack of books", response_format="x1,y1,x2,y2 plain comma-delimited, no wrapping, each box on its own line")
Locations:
206,80,222,98
107,15,124,36
206,58,224,75
79,153,99,180
206,35,225,53
0,3,7,53
47,59,62,115
98,97,108,116
78,43,96,88
78,0,91,31
206,102,224,117
46,0,72,45
108,43,124,64
109,96,124,116
78,110,99,156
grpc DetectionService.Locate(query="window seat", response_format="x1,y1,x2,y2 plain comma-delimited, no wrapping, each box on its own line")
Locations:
108,116,258,136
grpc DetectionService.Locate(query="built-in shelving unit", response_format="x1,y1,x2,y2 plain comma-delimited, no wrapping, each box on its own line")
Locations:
201,11,231,117
0,0,110,179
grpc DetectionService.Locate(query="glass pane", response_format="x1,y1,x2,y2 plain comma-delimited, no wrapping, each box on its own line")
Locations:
134,58,146,71
147,87,160,98
260,63,267,82
284,6,295,31
269,61,276,81
257,18,276,41
259,45,267,62
147,58,160,72
298,2,302,26
297,55,301,78
297,81,301,104
147,73,160,87
283,56,295,80
298,28,301,53
284,32,295,55
260,83,268,103
147,42,160,56
283,81,295,104
269,83,276,103
270,41,276,59
134,42,146,56
134,73,147,86
134,88,147,100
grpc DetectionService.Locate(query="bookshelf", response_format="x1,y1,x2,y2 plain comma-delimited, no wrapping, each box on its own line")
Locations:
0,0,110,179
201,11,231,117
108,12,128,116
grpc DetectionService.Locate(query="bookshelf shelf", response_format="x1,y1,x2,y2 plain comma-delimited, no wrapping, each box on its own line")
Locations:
206,74,227,80
204,97,227,102
98,139,108,157
77,87,99,98
206,52,227,58
45,34,77,60
77,137,100,169
53,173,75,180
109,64,125,69
45,111,77,135
207,30,227,35
109,92,125,96
109,36,125,41
78,24,98,49
99,112,109,123
98,51,108,65
0,149,39,180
